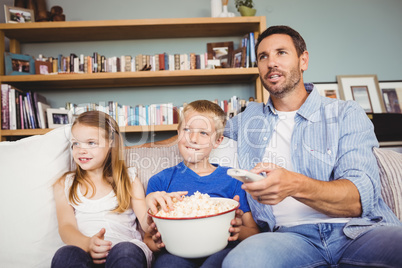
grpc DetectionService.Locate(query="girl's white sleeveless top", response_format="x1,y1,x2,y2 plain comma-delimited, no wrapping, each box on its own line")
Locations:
64,167,152,267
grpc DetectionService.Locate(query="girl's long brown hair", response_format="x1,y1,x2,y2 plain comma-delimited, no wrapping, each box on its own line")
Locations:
66,111,132,213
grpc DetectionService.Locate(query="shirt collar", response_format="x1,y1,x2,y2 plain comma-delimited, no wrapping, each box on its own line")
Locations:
264,83,321,122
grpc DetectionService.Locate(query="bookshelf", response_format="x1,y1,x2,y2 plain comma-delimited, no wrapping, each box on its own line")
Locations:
0,16,266,141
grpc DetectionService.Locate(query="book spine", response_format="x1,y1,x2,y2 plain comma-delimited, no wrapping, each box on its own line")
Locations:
19,94,25,129
26,93,37,129
23,96,32,129
249,32,257,67
15,91,21,129
1,84,10,130
8,88,16,130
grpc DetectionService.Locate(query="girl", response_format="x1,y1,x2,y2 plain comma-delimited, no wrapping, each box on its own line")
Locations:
52,111,154,267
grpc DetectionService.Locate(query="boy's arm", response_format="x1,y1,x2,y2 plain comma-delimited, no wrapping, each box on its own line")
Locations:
238,211,260,240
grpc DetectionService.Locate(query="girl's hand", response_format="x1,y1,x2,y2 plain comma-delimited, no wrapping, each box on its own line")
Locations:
228,195,243,241
146,191,188,214
88,228,112,264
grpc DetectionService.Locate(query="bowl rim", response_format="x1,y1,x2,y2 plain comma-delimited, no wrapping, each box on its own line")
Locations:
148,197,240,220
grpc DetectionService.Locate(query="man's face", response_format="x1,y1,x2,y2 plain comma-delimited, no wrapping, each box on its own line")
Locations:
256,34,308,99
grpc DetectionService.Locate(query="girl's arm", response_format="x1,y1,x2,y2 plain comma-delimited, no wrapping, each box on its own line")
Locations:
130,176,149,232
53,178,111,264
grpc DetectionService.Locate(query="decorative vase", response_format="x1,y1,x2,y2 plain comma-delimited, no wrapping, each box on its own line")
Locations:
211,0,223,17
239,5,256,16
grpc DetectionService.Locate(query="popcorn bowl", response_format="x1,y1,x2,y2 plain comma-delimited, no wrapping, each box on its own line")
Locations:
148,197,239,258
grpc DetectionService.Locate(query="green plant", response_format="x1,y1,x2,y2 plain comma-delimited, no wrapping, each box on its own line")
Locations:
235,0,254,11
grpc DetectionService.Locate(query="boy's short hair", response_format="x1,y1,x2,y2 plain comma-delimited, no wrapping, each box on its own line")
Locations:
178,100,226,139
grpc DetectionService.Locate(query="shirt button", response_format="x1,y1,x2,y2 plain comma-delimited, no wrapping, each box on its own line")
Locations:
327,149,332,155
263,137,268,141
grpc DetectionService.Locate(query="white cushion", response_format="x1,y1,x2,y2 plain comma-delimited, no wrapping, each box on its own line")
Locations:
125,137,238,192
373,147,402,221
0,125,73,267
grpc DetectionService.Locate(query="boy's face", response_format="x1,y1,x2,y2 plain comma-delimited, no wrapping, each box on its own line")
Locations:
178,111,223,167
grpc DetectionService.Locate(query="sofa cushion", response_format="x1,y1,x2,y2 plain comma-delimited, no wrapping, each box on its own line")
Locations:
125,137,238,192
373,147,402,221
0,125,73,267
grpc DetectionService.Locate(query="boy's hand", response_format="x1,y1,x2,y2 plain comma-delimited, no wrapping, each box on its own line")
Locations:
146,191,188,214
147,215,165,250
228,195,243,241
88,228,112,264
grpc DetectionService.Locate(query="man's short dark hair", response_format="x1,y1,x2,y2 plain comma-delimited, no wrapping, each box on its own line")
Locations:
255,25,307,58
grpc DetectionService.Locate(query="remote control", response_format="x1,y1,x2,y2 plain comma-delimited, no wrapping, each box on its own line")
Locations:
227,168,265,183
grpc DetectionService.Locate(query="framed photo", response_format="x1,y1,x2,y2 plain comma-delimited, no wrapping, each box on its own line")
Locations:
337,74,386,113
4,52,35,75
4,5,35,23
314,83,339,99
231,47,246,68
46,108,72,129
379,81,402,114
207,41,234,68
37,102,51,128
35,61,52,74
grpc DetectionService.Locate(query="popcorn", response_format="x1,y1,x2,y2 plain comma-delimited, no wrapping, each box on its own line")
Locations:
155,191,237,218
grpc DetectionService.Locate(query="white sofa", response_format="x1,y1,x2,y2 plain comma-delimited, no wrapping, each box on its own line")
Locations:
0,125,401,267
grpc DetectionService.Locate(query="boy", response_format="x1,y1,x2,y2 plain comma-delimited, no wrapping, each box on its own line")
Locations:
146,100,259,268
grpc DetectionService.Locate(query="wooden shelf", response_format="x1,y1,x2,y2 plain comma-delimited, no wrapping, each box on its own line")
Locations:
0,17,265,43
0,16,267,141
1,124,178,137
0,68,259,90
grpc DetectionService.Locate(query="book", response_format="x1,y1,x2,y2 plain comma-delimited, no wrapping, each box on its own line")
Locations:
19,94,24,129
249,32,257,67
25,92,37,129
8,88,16,130
15,90,22,129
1,84,9,130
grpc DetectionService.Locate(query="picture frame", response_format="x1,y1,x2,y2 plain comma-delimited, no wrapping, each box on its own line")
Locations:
4,52,35,75
379,81,402,114
46,108,72,129
314,83,339,99
37,102,51,128
207,41,234,68
337,74,386,113
4,5,35,23
231,47,246,68
35,61,52,75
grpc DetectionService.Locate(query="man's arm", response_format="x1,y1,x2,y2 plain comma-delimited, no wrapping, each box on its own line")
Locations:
244,164,361,217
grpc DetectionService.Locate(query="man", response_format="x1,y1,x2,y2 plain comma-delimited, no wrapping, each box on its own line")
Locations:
222,25,402,267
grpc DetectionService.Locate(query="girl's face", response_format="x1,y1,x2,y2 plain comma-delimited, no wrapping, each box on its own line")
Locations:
71,123,111,173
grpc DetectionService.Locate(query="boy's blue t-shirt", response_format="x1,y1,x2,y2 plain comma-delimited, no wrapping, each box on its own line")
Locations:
146,161,250,213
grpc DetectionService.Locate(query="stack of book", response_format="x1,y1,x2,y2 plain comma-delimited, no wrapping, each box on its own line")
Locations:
66,102,180,127
38,52,212,74
1,84,49,130
240,32,257,68
1,83,252,130
66,96,250,128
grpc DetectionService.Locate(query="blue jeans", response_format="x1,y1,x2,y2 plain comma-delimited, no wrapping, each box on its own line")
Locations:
51,242,147,268
222,223,402,268
153,241,239,268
